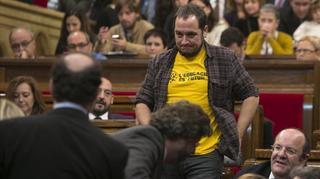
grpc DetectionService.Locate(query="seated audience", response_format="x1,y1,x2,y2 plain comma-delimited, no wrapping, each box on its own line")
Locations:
9,27,36,59
0,53,128,179
144,28,168,57
294,0,320,41
295,36,320,61
190,0,229,46
95,0,154,55
235,128,310,178
67,31,106,60
112,100,212,179
224,0,246,27
6,76,46,116
0,99,25,120
236,0,261,37
163,0,189,48
220,27,246,61
290,166,320,179
89,77,133,120
55,8,96,55
246,4,293,55
279,0,312,36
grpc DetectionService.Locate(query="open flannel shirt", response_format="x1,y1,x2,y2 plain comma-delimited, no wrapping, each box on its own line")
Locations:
135,42,259,160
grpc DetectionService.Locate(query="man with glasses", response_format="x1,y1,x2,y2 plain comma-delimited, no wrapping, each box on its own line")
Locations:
235,128,310,178
295,36,320,61
9,27,36,59
67,31,106,60
89,77,132,120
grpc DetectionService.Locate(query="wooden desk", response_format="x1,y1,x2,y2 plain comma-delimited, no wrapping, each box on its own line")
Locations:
1,57,320,146
92,120,135,134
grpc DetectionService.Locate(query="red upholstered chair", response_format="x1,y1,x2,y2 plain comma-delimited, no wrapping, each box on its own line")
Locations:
259,93,304,137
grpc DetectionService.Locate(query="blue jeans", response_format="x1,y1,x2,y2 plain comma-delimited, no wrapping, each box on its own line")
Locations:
162,150,224,179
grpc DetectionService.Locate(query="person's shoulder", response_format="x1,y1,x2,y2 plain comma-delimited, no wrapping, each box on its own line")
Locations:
205,43,235,57
150,48,176,66
138,19,154,29
108,24,122,32
234,161,271,178
113,125,159,138
278,31,293,40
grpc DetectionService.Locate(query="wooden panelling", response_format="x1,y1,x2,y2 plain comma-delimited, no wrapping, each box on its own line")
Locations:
0,0,63,56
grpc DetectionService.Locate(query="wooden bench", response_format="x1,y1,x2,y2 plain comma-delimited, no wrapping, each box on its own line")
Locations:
244,149,320,168
1,57,320,146
92,120,135,134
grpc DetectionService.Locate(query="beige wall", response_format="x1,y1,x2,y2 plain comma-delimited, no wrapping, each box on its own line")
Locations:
0,0,64,56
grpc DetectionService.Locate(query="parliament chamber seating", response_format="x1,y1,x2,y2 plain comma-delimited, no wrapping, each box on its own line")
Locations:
2,1,320,177
2,56,320,177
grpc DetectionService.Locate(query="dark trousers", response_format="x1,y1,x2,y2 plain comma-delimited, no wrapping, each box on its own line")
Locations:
162,150,224,179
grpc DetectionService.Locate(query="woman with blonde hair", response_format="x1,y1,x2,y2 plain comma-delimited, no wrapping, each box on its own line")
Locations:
0,99,25,120
295,36,320,61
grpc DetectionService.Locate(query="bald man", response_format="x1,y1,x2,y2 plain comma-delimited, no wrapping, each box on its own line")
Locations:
0,53,128,179
235,128,310,179
67,31,106,60
9,27,36,59
89,77,133,120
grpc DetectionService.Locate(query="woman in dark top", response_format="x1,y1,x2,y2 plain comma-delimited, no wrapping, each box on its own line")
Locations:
224,0,246,27
55,8,96,55
235,0,263,37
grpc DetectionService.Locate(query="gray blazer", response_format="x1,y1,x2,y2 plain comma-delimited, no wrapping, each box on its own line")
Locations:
112,125,165,179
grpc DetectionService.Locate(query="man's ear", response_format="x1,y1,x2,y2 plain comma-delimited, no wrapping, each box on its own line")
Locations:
110,95,114,105
203,25,208,38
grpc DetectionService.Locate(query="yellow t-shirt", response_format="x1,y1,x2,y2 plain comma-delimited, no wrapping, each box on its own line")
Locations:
167,47,221,155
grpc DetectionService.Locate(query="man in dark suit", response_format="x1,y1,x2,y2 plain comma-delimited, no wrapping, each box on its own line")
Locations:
235,128,310,178
0,53,128,179
89,77,133,120
113,101,212,179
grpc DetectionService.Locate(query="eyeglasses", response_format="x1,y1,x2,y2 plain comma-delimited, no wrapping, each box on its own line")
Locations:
11,39,34,52
271,144,298,156
295,48,317,54
67,42,89,49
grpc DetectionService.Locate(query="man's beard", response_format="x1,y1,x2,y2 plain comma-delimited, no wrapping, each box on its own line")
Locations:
177,41,204,58
92,99,109,116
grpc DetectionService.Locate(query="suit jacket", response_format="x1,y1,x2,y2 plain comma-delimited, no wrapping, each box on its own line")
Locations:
0,108,128,179
112,125,164,179
234,161,271,178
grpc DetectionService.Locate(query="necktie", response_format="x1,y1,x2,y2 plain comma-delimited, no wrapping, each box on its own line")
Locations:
94,116,102,120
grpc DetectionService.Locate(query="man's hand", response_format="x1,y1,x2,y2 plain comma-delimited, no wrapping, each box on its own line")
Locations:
98,26,109,44
20,50,28,59
112,38,127,51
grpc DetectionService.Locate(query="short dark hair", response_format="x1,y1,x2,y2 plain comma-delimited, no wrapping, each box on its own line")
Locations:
115,0,140,14
220,27,245,47
144,28,168,48
51,53,102,107
175,4,207,30
150,100,212,141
